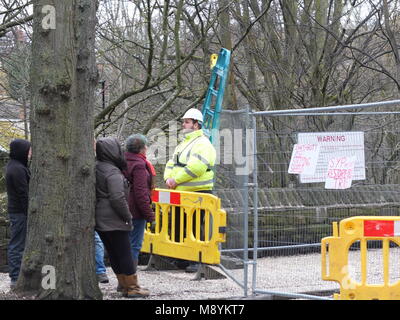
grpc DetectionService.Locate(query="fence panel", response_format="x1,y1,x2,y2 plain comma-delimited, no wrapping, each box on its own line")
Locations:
250,101,400,299
213,109,254,294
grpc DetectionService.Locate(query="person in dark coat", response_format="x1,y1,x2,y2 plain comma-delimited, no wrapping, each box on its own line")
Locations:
124,134,155,296
5,138,31,288
95,136,148,298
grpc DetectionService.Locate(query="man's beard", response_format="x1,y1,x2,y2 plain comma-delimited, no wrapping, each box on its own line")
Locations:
182,128,194,134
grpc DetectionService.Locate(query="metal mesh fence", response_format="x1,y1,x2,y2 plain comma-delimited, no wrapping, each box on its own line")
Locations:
213,109,253,288
214,109,251,247
213,101,400,298
250,101,400,298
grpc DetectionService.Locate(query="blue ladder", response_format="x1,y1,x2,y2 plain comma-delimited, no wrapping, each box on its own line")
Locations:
201,48,231,143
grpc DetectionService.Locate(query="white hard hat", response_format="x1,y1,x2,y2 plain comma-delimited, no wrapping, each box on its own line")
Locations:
182,108,203,123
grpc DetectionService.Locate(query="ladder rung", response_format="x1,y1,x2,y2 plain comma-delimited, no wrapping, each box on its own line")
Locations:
214,68,224,76
209,88,218,96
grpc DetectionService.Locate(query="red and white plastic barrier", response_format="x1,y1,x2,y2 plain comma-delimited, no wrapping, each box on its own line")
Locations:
364,220,400,237
151,190,181,205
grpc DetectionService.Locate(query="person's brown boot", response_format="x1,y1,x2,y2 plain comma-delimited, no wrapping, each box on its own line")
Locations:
123,274,150,298
115,274,125,294
132,259,149,290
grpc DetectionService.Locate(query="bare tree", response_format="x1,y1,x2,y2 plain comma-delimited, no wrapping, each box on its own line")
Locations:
94,0,227,137
0,0,32,38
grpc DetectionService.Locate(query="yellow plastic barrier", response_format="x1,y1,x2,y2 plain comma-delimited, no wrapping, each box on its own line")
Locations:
322,216,400,300
141,189,227,265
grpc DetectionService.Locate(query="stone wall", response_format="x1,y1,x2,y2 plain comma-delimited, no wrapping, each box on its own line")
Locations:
0,155,8,272
0,218,9,273
0,152,7,193
0,193,9,273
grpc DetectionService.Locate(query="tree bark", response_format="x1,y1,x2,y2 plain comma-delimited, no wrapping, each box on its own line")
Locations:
17,0,101,299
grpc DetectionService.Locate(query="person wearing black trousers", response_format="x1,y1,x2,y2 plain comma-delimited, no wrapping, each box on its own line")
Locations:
5,138,31,289
95,137,148,298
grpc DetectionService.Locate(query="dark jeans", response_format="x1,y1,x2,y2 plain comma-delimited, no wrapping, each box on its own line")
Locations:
97,230,134,275
8,213,27,282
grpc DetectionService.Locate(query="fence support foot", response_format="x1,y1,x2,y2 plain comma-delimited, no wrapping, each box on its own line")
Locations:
143,255,180,271
192,264,226,280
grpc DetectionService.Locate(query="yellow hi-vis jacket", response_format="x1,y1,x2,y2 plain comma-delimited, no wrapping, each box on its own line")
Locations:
164,129,216,191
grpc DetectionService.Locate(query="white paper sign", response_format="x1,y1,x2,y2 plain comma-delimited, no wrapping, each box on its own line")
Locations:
288,144,320,175
325,156,356,189
297,132,365,183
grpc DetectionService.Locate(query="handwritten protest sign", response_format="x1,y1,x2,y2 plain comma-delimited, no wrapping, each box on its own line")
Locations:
325,156,356,189
288,144,320,175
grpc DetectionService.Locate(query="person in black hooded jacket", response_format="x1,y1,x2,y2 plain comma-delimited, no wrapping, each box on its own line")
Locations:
5,138,31,288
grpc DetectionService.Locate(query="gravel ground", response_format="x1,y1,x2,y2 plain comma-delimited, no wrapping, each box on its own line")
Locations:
1,247,397,300
1,246,398,300
0,265,247,300
0,253,340,300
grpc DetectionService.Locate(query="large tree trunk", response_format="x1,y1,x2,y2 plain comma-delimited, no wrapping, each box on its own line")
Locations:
17,0,101,299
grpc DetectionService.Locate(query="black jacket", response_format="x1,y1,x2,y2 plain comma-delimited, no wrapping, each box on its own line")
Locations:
5,139,31,215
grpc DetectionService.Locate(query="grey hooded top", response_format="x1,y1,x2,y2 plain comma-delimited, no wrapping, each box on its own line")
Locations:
95,137,132,232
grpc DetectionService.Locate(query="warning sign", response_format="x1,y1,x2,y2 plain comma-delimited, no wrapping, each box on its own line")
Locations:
297,131,365,183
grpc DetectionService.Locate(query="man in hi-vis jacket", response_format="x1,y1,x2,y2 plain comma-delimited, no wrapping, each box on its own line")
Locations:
164,108,216,273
